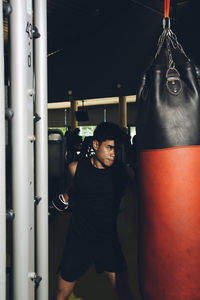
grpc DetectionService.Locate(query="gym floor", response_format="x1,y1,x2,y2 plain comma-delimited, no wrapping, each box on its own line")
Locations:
49,184,142,300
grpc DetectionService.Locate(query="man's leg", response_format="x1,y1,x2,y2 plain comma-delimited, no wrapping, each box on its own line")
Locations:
56,274,76,300
104,271,134,300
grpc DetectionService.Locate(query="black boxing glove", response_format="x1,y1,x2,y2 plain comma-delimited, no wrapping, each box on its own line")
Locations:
49,194,69,221
51,194,69,212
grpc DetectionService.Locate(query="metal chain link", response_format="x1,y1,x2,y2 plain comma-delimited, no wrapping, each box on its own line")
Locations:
168,29,190,61
166,34,174,68
154,19,190,67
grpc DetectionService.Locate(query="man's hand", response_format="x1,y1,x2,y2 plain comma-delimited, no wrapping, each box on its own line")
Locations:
49,194,69,221
49,161,78,221
51,194,69,212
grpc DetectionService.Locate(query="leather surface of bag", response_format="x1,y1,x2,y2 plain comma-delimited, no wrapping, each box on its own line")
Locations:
137,44,200,149
137,24,200,300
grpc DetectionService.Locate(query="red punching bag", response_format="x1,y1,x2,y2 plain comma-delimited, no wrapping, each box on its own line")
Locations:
137,1,200,299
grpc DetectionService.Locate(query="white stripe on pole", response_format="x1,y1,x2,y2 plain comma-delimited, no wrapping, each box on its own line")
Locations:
10,0,35,299
0,0,6,299
35,0,49,299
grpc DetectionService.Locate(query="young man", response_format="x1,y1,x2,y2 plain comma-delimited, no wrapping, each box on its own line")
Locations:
52,122,135,300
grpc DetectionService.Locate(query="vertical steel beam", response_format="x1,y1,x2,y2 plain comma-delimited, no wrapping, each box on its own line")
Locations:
10,1,35,299
103,108,107,122
34,0,49,299
0,0,6,298
119,96,127,128
71,100,78,130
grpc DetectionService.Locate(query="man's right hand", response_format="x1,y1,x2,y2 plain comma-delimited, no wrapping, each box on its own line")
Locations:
49,194,69,221
49,161,77,221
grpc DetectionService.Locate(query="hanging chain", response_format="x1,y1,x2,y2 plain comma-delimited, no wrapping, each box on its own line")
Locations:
168,29,190,61
154,0,190,71
166,36,174,68
155,19,190,68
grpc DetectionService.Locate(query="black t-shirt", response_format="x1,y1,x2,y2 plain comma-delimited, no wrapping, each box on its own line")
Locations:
68,157,128,242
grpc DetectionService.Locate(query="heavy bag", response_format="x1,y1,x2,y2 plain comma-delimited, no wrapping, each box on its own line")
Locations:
137,19,200,300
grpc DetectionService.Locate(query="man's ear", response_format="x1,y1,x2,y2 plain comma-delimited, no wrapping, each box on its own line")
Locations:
93,139,99,151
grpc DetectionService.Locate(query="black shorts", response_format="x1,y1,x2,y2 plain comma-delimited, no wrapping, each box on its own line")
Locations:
58,235,127,282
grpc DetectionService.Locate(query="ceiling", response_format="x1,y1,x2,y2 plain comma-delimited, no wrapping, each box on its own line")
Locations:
4,0,200,102
47,0,196,55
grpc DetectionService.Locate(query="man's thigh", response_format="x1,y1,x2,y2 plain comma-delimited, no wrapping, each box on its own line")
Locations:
59,240,92,282
94,241,127,274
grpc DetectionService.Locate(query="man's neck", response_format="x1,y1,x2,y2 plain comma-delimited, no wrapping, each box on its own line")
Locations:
91,156,105,169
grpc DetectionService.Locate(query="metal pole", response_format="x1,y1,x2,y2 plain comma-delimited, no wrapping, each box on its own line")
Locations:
119,96,127,128
103,108,107,122
0,0,6,298
71,100,78,130
34,0,49,299
10,1,35,299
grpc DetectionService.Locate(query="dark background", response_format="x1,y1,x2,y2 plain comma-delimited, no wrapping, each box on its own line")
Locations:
47,0,200,102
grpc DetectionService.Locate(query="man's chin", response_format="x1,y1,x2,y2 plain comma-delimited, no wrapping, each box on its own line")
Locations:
105,160,114,167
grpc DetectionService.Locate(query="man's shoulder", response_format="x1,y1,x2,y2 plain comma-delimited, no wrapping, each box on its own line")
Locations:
113,160,135,184
71,157,91,172
112,160,127,180
113,159,126,170
68,161,78,176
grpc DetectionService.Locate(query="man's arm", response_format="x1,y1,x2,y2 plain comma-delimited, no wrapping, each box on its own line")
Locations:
62,161,78,202
50,161,78,213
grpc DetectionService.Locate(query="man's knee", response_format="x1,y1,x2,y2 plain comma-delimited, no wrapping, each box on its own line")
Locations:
104,271,133,300
56,275,76,300
56,289,69,300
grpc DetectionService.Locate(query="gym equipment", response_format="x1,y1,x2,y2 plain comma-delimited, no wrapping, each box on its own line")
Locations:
10,1,35,299
137,1,200,299
51,194,69,212
49,194,69,221
48,129,66,201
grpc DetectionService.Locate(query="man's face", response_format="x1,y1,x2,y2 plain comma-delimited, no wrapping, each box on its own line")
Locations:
93,140,116,167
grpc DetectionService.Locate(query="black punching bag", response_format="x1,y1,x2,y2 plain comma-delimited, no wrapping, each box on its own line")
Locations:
137,17,200,300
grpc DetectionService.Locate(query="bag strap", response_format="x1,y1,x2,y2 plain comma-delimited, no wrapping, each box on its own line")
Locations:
164,0,170,19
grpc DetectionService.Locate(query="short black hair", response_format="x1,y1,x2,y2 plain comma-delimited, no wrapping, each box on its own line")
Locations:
93,122,123,145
